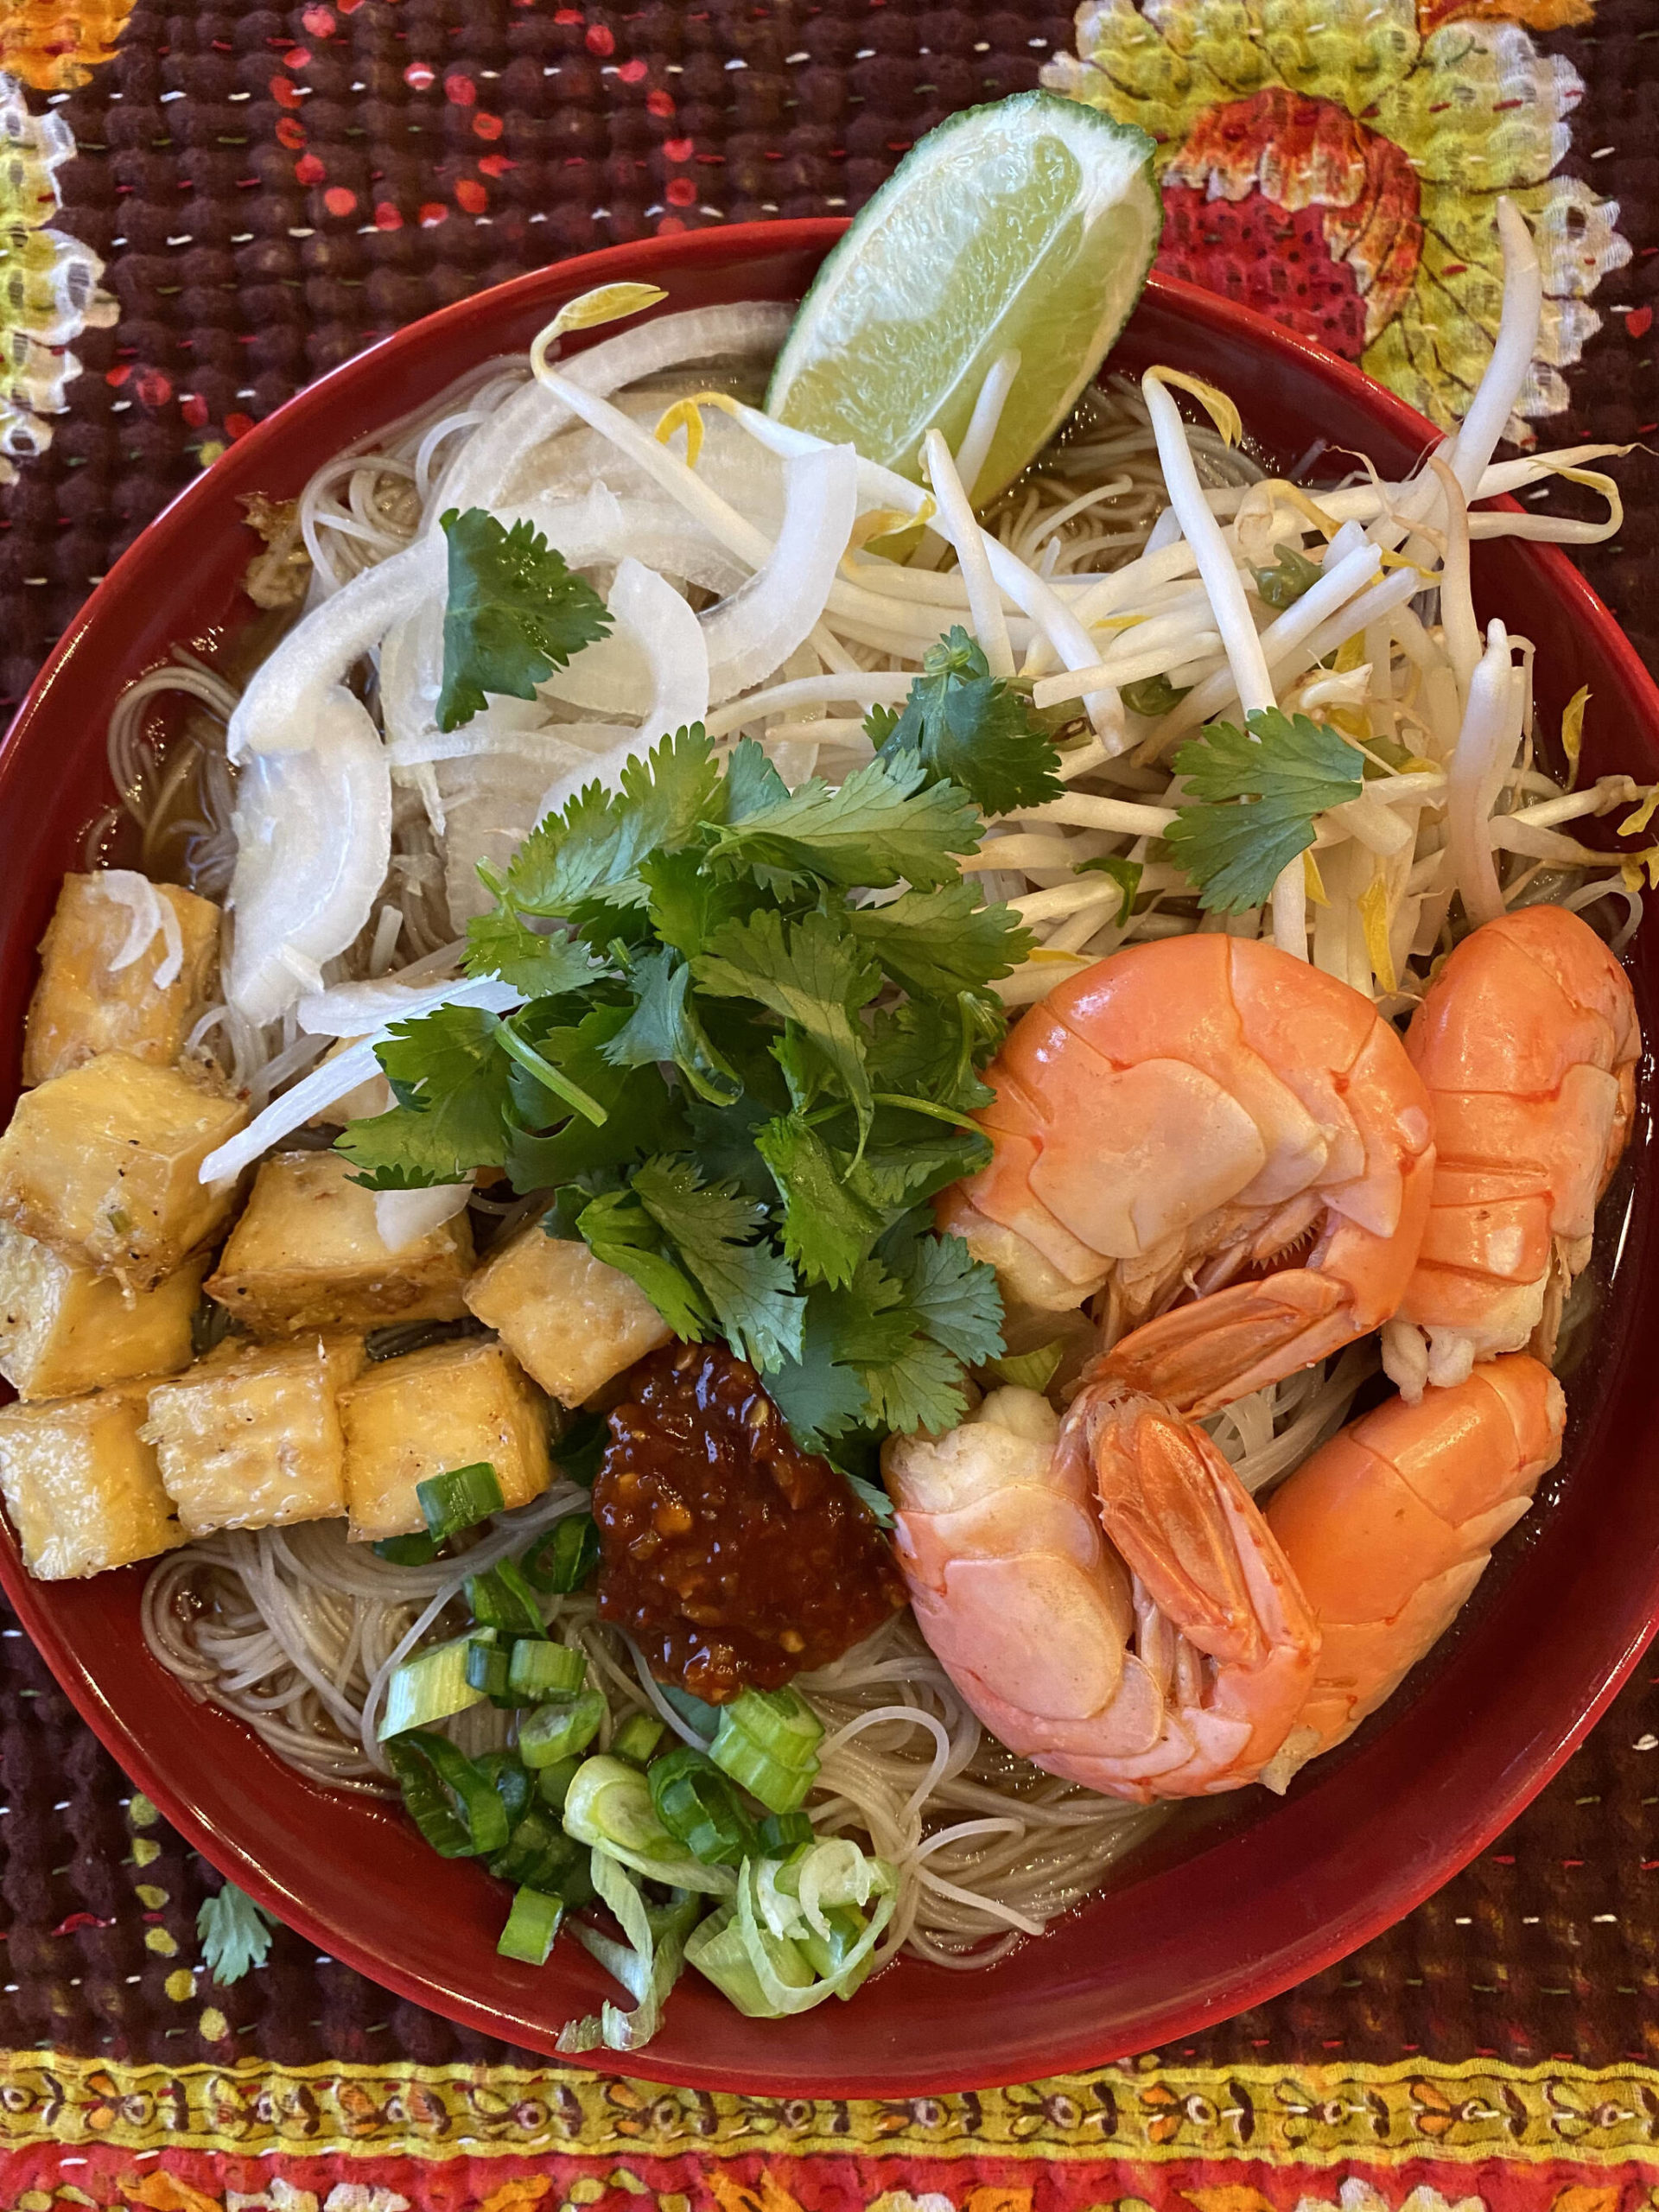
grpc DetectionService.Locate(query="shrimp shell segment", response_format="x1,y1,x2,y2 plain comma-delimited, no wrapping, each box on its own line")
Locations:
943,935,1436,1416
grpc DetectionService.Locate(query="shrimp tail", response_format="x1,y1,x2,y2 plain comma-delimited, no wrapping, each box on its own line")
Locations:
1043,1382,1322,1801
1096,1273,1353,1419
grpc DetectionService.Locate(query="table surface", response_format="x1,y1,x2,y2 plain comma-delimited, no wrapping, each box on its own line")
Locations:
0,0,1657,2186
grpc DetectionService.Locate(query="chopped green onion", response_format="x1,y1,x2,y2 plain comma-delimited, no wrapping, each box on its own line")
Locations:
708,1726,815,1814
798,1903,874,1993
464,1641,516,1705
649,1746,756,1867
507,1639,586,1699
490,1805,582,1890
383,1736,473,1857
521,1513,601,1595
721,1685,823,1767
518,1689,607,1768
373,1531,438,1566
467,1557,546,1637
498,1885,564,1966
535,1753,584,1812
683,1904,813,2018
561,1756,734,1895
658,1682,721,1738
417,1461,503,1541
611,1713,667,1765
758,1810,815,1856
385,1729,509,1858
378,1629,492,1740
475,1750,532,1827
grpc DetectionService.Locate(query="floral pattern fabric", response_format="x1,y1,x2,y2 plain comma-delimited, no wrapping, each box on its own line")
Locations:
1043,0,1631,440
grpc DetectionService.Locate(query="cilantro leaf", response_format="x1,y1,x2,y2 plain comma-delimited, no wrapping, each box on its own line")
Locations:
754,1114,883,1291
1166,709,1363,913
709,751,982,891
503,1004,686,1189
866,995,1000,1116
721,734,790,822
860,1328,968,1439
848,881,1033,997
437,507,612,732
464,909,611,997
764,1311,874,1449
338,1003,515,1187
872,626,1064,815
505,726,723,916
887,1230,1005,1367
197,1884,277,1985
631,1157,805,1370
639,847,767,958
694,909,882,1135
575,1188,709,1340
601,947,741,1106
845,1471,895,1528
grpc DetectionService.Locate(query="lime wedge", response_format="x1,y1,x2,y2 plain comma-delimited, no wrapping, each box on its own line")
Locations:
766,92,1161,507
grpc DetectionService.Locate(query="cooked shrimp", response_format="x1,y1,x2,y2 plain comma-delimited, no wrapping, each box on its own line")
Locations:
1262,1354,1565,1782
1382,906,1639,1400
883,1382,1319,1802
939,934,1435,1417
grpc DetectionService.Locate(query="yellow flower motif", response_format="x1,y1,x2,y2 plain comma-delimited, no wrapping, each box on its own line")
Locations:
0,1,134,92
0,69,115,479
1043,0,1630,441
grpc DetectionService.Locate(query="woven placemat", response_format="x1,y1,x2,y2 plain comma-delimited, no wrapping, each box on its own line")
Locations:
0,0,1656,2086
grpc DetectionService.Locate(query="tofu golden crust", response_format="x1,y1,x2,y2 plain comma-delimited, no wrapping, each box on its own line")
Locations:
142,1333,366,1538
463,1228,672,1407
205,1151,474,1336
0,1222,206,1402
23,874,220,1087
339,1335,552,1541
0,1051,247,1290
304,1038,395,1128
0,1382,183,1578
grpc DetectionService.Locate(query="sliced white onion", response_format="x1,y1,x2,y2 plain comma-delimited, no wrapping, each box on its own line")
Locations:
226,686,394,1027
539,557,710,815
375,1183,472,1250
433,302,792,521
90,870,186,988
703,442,859,700
228,536,441,760
200,975,523,1183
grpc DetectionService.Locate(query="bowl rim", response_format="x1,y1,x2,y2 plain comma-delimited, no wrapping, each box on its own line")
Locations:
3,216,1657,2091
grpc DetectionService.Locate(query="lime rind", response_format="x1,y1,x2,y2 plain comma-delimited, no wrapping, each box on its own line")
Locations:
766,91,1162,507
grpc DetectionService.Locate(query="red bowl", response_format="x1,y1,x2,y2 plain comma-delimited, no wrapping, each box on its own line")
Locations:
0,222,1654,2094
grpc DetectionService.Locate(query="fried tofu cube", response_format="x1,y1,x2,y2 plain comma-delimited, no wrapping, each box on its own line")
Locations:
205,1151,474,1336
339,1336,551,1541
464,1228,671,1407
0,1052,247,1289
0,1382,182,1578
304,1037,394,1128
0,1221,206,1402
142,1333,366,1537
23,873,220,1086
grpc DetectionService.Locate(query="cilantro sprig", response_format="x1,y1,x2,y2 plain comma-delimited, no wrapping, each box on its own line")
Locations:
868,626,1065,816
1166,708,1363,913
437,506,613,733
337,709,1031,1451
